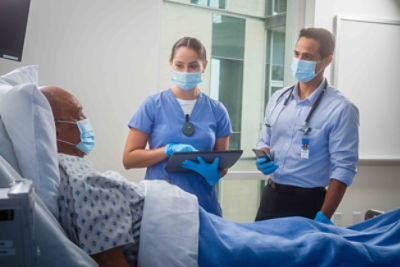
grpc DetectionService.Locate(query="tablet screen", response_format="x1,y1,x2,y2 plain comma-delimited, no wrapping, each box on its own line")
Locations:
165,150,243,173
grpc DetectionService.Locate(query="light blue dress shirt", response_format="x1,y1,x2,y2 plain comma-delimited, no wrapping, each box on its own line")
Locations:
128,89,232,215
256,79,359,187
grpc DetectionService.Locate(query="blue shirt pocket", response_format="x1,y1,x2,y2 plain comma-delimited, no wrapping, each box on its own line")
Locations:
295,125,328,158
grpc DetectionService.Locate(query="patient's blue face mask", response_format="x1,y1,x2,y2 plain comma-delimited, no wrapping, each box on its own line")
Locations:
56,119,95,155
291,57,322,83
171,71,202,90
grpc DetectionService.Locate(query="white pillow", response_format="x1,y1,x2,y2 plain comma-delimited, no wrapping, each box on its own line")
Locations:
0,66,59,217
0,118,21,184
0,65,39,86
0,83,21,181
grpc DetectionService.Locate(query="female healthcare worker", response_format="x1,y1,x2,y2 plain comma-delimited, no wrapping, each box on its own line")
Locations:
122,37,232,216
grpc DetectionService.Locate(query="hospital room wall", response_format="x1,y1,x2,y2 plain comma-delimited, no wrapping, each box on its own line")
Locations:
311,0,400,225
0,0,162,181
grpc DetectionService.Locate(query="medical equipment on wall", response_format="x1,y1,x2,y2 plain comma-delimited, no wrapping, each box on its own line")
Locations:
0,179,36,267
266,81,328,135
0,0,31,61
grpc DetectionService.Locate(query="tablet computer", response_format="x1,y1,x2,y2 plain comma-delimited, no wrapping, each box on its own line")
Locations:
165,150,243,173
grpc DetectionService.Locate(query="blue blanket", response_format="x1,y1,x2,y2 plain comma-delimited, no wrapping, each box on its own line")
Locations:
199,207,400,266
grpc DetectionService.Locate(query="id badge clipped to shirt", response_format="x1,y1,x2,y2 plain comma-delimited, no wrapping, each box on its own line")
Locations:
301,138,310,159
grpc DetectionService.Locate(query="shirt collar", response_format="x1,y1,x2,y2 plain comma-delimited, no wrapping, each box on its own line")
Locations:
293,78,327,105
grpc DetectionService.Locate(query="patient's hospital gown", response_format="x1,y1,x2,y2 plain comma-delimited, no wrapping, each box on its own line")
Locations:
57,153,144,265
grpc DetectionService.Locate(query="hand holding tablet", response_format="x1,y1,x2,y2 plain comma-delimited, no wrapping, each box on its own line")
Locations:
165,150,243,173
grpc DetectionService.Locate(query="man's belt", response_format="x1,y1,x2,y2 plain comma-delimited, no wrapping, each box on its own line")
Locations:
268,179,325,193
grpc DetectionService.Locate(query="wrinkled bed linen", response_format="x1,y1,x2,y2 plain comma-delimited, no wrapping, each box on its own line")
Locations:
199,206,400,266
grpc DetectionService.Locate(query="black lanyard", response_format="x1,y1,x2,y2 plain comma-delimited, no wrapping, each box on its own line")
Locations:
268,81,328,135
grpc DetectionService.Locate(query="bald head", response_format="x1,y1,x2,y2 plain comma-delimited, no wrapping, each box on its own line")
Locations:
40,86,83,121
40,86,86,157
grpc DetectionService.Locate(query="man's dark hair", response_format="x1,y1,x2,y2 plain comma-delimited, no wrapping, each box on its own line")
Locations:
298,28,335,59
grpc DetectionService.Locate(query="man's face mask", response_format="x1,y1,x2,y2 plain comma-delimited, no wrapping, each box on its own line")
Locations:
291,57,322,83
56,119,95,155
171,71,202,90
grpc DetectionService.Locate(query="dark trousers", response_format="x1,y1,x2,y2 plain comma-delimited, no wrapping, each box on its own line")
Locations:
255,179,326,221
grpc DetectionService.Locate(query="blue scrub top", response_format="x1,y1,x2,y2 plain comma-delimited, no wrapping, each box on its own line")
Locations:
128,89,232,215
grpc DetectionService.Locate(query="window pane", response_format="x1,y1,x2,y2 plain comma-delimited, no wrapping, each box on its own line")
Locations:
271,64,284,81
209,0,225,9
229,132,241,150
265,31,285,107
191,0,208,6
191,0,225,9
269,31,285,82
266,0,287,15
211,58,243,150
212,14,245,59
271,86,283,95
266,0,274,15
274,0,287,13
272,31,285,66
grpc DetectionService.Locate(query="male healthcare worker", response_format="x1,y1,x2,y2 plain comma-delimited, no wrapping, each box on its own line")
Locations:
255,28,359,223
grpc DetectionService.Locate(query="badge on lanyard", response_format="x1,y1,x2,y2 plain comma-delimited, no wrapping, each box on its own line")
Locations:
301,138,310,159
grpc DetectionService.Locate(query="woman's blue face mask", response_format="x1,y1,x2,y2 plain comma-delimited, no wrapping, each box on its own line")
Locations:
171,71,202,91
56,119,95,155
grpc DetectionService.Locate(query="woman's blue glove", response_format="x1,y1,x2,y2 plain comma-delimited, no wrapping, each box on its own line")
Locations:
165,143,198,157
182,156,221,186
314,211,334,225
256,155,278,175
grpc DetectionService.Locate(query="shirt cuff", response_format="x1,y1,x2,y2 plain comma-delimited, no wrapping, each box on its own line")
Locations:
330,167,357,186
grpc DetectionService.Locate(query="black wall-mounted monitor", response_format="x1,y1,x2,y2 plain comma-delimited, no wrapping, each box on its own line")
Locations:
0,0,31,62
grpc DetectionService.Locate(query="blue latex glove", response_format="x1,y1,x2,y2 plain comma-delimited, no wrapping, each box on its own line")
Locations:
314,211,334,225
165,143,198,157
182,156,221,186
256,155,278,175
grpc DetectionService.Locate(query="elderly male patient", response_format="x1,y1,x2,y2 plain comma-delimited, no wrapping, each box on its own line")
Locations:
41,86,140,267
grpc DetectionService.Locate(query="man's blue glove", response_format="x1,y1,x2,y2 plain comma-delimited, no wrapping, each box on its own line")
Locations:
314,211,334,225
165,143,198,157
182,156,221,186
256,154,278,175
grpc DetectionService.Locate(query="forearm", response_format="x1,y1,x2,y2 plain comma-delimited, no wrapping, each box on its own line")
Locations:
123,147,167,169
92,246,130,267
320,179,347,219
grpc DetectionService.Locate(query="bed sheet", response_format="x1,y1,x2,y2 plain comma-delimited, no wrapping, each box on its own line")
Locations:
198,206,400,266
138,180,199,267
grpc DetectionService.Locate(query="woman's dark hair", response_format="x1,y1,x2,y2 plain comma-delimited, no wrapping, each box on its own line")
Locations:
298,28,335,59
170,37,207,64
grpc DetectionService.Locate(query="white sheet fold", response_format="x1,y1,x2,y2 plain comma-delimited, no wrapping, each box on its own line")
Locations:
138,180,199,267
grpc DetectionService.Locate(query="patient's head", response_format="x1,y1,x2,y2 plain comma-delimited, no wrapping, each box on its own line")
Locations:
41,86,87,158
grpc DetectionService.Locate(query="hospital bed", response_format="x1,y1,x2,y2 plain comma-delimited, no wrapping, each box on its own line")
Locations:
1,66,400,267
0,177,34,266
0,65,199,266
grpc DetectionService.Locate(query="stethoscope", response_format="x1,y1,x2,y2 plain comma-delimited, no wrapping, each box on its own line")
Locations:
182,114,195,137
266,80,328,135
